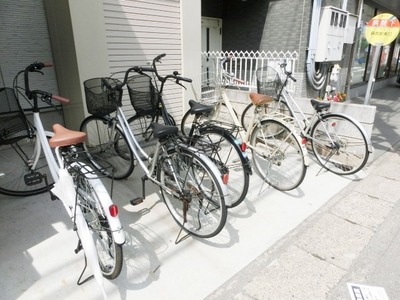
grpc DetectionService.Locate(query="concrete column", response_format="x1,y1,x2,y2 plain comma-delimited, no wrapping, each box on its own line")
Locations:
43,0,110,130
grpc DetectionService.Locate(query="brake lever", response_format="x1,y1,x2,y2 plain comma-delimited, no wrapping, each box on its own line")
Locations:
33,69,44,76
175,80,187,90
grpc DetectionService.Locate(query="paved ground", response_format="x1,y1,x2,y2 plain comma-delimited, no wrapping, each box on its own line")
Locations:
1,81,399,300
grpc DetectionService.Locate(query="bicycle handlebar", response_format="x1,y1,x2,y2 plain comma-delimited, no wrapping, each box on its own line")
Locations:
22,62,70,106
280,62,297,82
152,54,192,89
101,66,157,91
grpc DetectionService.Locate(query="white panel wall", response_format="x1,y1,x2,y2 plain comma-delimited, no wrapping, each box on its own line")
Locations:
0,0,59,112
103,0,184,120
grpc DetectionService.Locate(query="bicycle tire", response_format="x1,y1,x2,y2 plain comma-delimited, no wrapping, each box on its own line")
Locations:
80,116,134,179
70,163,123,279
181,103,238,136
250,119,307,191
157,146,227,238
191,126,251,208
310,113,369,175
0,135,55,196
127,113,174,159
241,99,293,132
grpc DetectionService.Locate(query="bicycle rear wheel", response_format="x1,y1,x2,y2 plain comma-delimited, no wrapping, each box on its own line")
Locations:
157,146,227,238
80,116,134,179
70,163,123,279
181,102,238,136
0,136,54,196
311,113,369,175
192,127,250,208
250,119,307,191
241,99,293,131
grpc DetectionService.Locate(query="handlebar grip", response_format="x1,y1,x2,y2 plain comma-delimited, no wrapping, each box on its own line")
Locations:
177,76,192,83
52,95,70,105
288,74,297,82
138,67,156,73
155,53,166,61
42,63,53,68
101,77,112,89
28,62,53,71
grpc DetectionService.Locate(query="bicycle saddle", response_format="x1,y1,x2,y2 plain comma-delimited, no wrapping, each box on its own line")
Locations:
150,122,178,139
249,93,274,106
310,99,331,112
49,124,87,147
188,99,213,115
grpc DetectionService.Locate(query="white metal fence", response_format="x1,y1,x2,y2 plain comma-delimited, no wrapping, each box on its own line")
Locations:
201,50,299,92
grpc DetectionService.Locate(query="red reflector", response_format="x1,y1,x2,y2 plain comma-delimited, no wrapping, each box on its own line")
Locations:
222,173,229,184
301,137,307,144
109,204,119,217
240,142,247,152
331,122,336,127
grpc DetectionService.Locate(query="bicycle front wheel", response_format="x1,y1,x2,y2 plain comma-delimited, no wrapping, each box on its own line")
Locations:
0,136,54,196
250,119,307,191
157,146,227,238
192,127,250,208
80,116,134,179
71,164,123,279
311,113,369,175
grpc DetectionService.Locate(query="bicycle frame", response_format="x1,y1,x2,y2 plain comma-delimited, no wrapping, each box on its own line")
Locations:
115,106,228,199
276,71,373,154
216,82,310,165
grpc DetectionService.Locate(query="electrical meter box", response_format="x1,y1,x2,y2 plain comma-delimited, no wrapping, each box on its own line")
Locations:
315,6,357,62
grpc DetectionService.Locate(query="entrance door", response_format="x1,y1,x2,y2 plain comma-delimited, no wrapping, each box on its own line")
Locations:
201,17,222,73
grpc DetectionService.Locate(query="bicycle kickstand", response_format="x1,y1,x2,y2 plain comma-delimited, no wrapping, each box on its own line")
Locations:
130,175,147,206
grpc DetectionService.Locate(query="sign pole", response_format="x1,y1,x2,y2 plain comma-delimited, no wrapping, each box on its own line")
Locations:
363,14,400,105
364,43,382,105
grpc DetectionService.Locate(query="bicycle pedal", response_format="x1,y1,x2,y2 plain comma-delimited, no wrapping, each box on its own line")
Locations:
24,172,43,186
130,197,144,206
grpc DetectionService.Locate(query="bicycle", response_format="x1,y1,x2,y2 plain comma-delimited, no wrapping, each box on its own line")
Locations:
0,62,125,298
241,62,372,175
127,53,251,208
181,56,309,191
81,65,229,240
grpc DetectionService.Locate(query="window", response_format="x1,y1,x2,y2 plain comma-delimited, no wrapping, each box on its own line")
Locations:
352,4,375,84
351,4,400,84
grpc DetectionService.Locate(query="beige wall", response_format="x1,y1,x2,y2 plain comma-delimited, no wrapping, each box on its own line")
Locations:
44,0,110,130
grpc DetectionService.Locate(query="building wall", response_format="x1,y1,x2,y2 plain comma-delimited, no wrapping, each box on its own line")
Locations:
0,0,62,129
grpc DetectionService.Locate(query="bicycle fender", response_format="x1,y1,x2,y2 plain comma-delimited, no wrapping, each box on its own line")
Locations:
74,162,126,245
198,125,253,175
75,206,108,300
179,144,230,205
322,112,373,153
51,170,108,299
260,117,310,167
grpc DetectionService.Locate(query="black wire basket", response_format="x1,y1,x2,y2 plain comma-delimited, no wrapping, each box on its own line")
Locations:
127,75,160,116
84,78,122,117
255,66,283,98
0,87,31,145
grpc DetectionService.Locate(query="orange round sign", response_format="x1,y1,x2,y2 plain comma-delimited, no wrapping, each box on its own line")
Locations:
365,13,400,46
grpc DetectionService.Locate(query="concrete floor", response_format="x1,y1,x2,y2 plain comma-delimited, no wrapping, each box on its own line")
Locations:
1,82,399,300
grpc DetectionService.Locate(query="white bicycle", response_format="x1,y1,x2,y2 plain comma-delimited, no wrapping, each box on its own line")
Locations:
0,62,125,299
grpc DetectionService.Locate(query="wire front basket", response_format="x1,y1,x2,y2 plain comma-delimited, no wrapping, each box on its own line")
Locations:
0,87,31,145
191,72,223,104
84,78,122,117
127,75,160,116
255,66,283,98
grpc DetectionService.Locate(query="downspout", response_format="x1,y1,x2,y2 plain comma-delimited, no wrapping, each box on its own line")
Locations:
306,0,327,90
344,0,364,97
